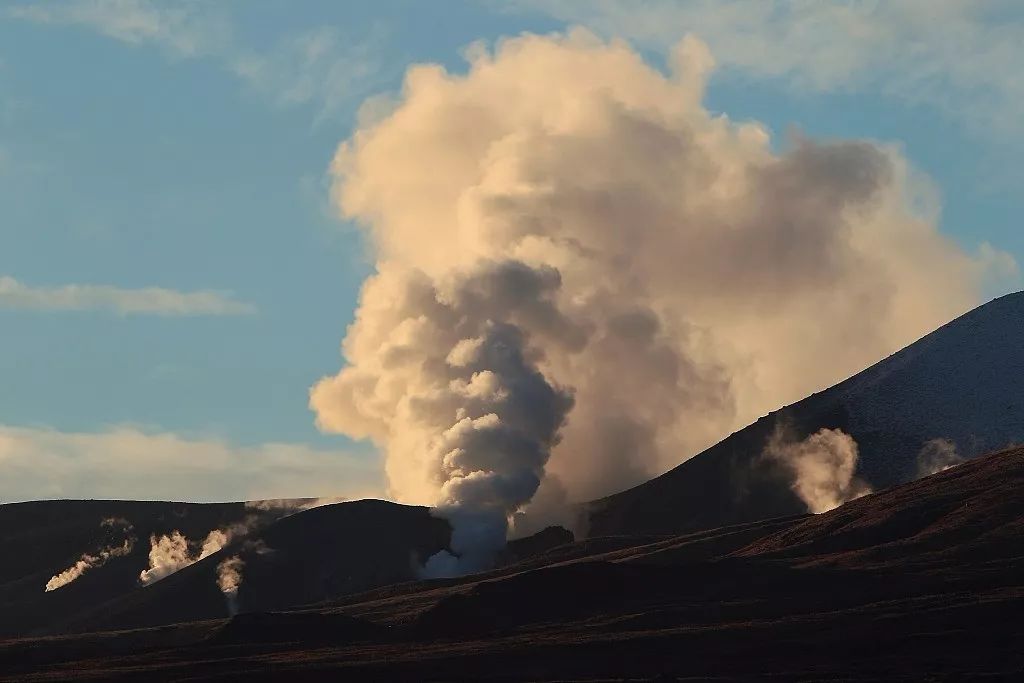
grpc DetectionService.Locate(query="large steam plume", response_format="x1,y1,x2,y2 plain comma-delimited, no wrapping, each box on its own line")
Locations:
310,31,1009,570
44,518,135,592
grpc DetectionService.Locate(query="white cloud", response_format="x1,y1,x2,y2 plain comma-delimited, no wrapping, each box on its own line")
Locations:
0,424,383,503
6,0,383,120
0,275,256,316
508,0,1024,138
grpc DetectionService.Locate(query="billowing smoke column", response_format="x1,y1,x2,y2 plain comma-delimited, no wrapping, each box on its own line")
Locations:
764,428,871,513
45,518,135,592
310,30,1010,572
319,262,575,576
419,275,574,574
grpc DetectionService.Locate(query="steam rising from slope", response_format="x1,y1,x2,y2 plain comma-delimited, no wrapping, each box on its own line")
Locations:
310,30,1008,569
139,532,192,585
139,524,247,586
765,428,871,513
245,496,352,514
44,518,135,592
917,438,965,477
216,555,245,615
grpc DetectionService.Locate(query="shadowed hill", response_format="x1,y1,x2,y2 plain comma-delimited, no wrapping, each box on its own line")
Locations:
588,291,1024,536
733,444,1024,567
0,500,259,638
3,447,1022,681
331,446,1024,676
64,499,451,635
0,499,250,587
0,499,451,638
0,497,583,640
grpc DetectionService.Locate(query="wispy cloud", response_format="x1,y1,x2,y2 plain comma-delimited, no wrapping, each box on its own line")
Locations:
508,0,1024,139
6,0,385,120
8,0,225,57
0,275,256,316
0,424,383,503
228,25,387,123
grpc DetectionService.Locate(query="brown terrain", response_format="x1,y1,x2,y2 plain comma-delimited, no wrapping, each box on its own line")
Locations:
1,446,1022,681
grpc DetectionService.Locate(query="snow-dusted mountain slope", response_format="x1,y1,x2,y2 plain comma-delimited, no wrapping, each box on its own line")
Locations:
832,291,1024,479
588,291,1024,536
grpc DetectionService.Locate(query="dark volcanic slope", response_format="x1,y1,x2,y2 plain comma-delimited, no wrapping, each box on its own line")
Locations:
66,499,450,635
0,498,450,639
734,444,1024,567
3,447,1022,681
589,291,1024,536
0,500,257,638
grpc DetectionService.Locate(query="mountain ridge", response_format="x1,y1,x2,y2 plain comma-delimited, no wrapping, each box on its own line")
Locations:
587,290,1024,536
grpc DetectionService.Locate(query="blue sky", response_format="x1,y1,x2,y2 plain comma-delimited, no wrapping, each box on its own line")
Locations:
1,0,1021,502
